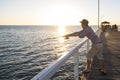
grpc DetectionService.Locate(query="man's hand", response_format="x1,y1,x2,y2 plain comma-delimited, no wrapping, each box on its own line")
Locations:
64,36,69,39
63,35,69,39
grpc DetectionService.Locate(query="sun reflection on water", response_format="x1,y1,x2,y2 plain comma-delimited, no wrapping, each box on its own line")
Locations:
58,25,66,43
58,25,65,36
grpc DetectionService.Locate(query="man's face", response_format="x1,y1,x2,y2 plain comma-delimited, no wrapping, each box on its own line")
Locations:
81,23,86,28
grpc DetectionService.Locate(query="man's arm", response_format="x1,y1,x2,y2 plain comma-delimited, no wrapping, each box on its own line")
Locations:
63,32,80,39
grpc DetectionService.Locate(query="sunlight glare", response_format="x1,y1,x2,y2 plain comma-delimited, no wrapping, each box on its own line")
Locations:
58,25,65,36
58,25,65,43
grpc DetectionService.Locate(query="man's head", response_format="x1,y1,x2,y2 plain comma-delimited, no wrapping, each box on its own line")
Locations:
80,19,89,24
80,19,89,28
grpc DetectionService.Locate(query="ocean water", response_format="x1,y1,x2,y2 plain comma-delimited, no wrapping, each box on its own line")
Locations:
0,25,98,80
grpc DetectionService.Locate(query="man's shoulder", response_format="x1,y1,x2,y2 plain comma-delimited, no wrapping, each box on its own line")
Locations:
85,26,92,30
88,26,92,28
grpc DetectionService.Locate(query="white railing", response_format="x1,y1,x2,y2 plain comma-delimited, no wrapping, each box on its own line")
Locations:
31,29,100,80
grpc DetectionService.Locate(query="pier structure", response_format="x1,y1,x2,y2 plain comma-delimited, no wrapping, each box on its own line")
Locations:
81,31,120,80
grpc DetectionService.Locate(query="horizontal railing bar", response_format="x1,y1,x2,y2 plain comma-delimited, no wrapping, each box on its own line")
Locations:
31,38,88,80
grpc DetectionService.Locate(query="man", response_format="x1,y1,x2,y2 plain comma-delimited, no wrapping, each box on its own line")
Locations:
64,19,106,75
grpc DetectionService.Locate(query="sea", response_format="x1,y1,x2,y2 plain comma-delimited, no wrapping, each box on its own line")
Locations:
0,25,102,80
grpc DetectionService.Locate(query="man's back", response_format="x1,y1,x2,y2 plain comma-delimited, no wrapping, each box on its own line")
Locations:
79,26,101,44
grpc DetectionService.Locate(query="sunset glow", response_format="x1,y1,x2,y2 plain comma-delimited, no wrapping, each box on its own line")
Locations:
45,5,79,25
1,0,120,25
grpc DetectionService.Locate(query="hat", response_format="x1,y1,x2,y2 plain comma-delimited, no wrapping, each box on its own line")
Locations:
80,19,89,24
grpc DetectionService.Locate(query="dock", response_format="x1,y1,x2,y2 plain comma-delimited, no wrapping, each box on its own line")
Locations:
81,32,120,80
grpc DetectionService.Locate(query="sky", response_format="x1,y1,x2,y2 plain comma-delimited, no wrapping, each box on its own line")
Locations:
0,0,120,25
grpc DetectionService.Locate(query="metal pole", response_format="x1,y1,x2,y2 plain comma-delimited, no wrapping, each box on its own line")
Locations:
98,0,100,28
74,52,79,80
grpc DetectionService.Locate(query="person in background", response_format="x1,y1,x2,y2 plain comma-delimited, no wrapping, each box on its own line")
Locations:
63,19,106,75
111,24,118,32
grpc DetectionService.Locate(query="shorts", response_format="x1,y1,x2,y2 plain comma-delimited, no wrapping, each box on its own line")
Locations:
86,43,104,60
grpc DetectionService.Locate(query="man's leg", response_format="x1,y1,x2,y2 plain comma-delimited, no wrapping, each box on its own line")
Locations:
99,59,105,70
85,45,94,72
99,59,106,72
85,59,92,72
97,43,107,75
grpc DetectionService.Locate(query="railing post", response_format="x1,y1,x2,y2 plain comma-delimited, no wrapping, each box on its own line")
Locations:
74,51,79,80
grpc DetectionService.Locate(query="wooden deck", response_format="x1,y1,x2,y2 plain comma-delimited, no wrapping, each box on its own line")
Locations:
80,32,120,80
